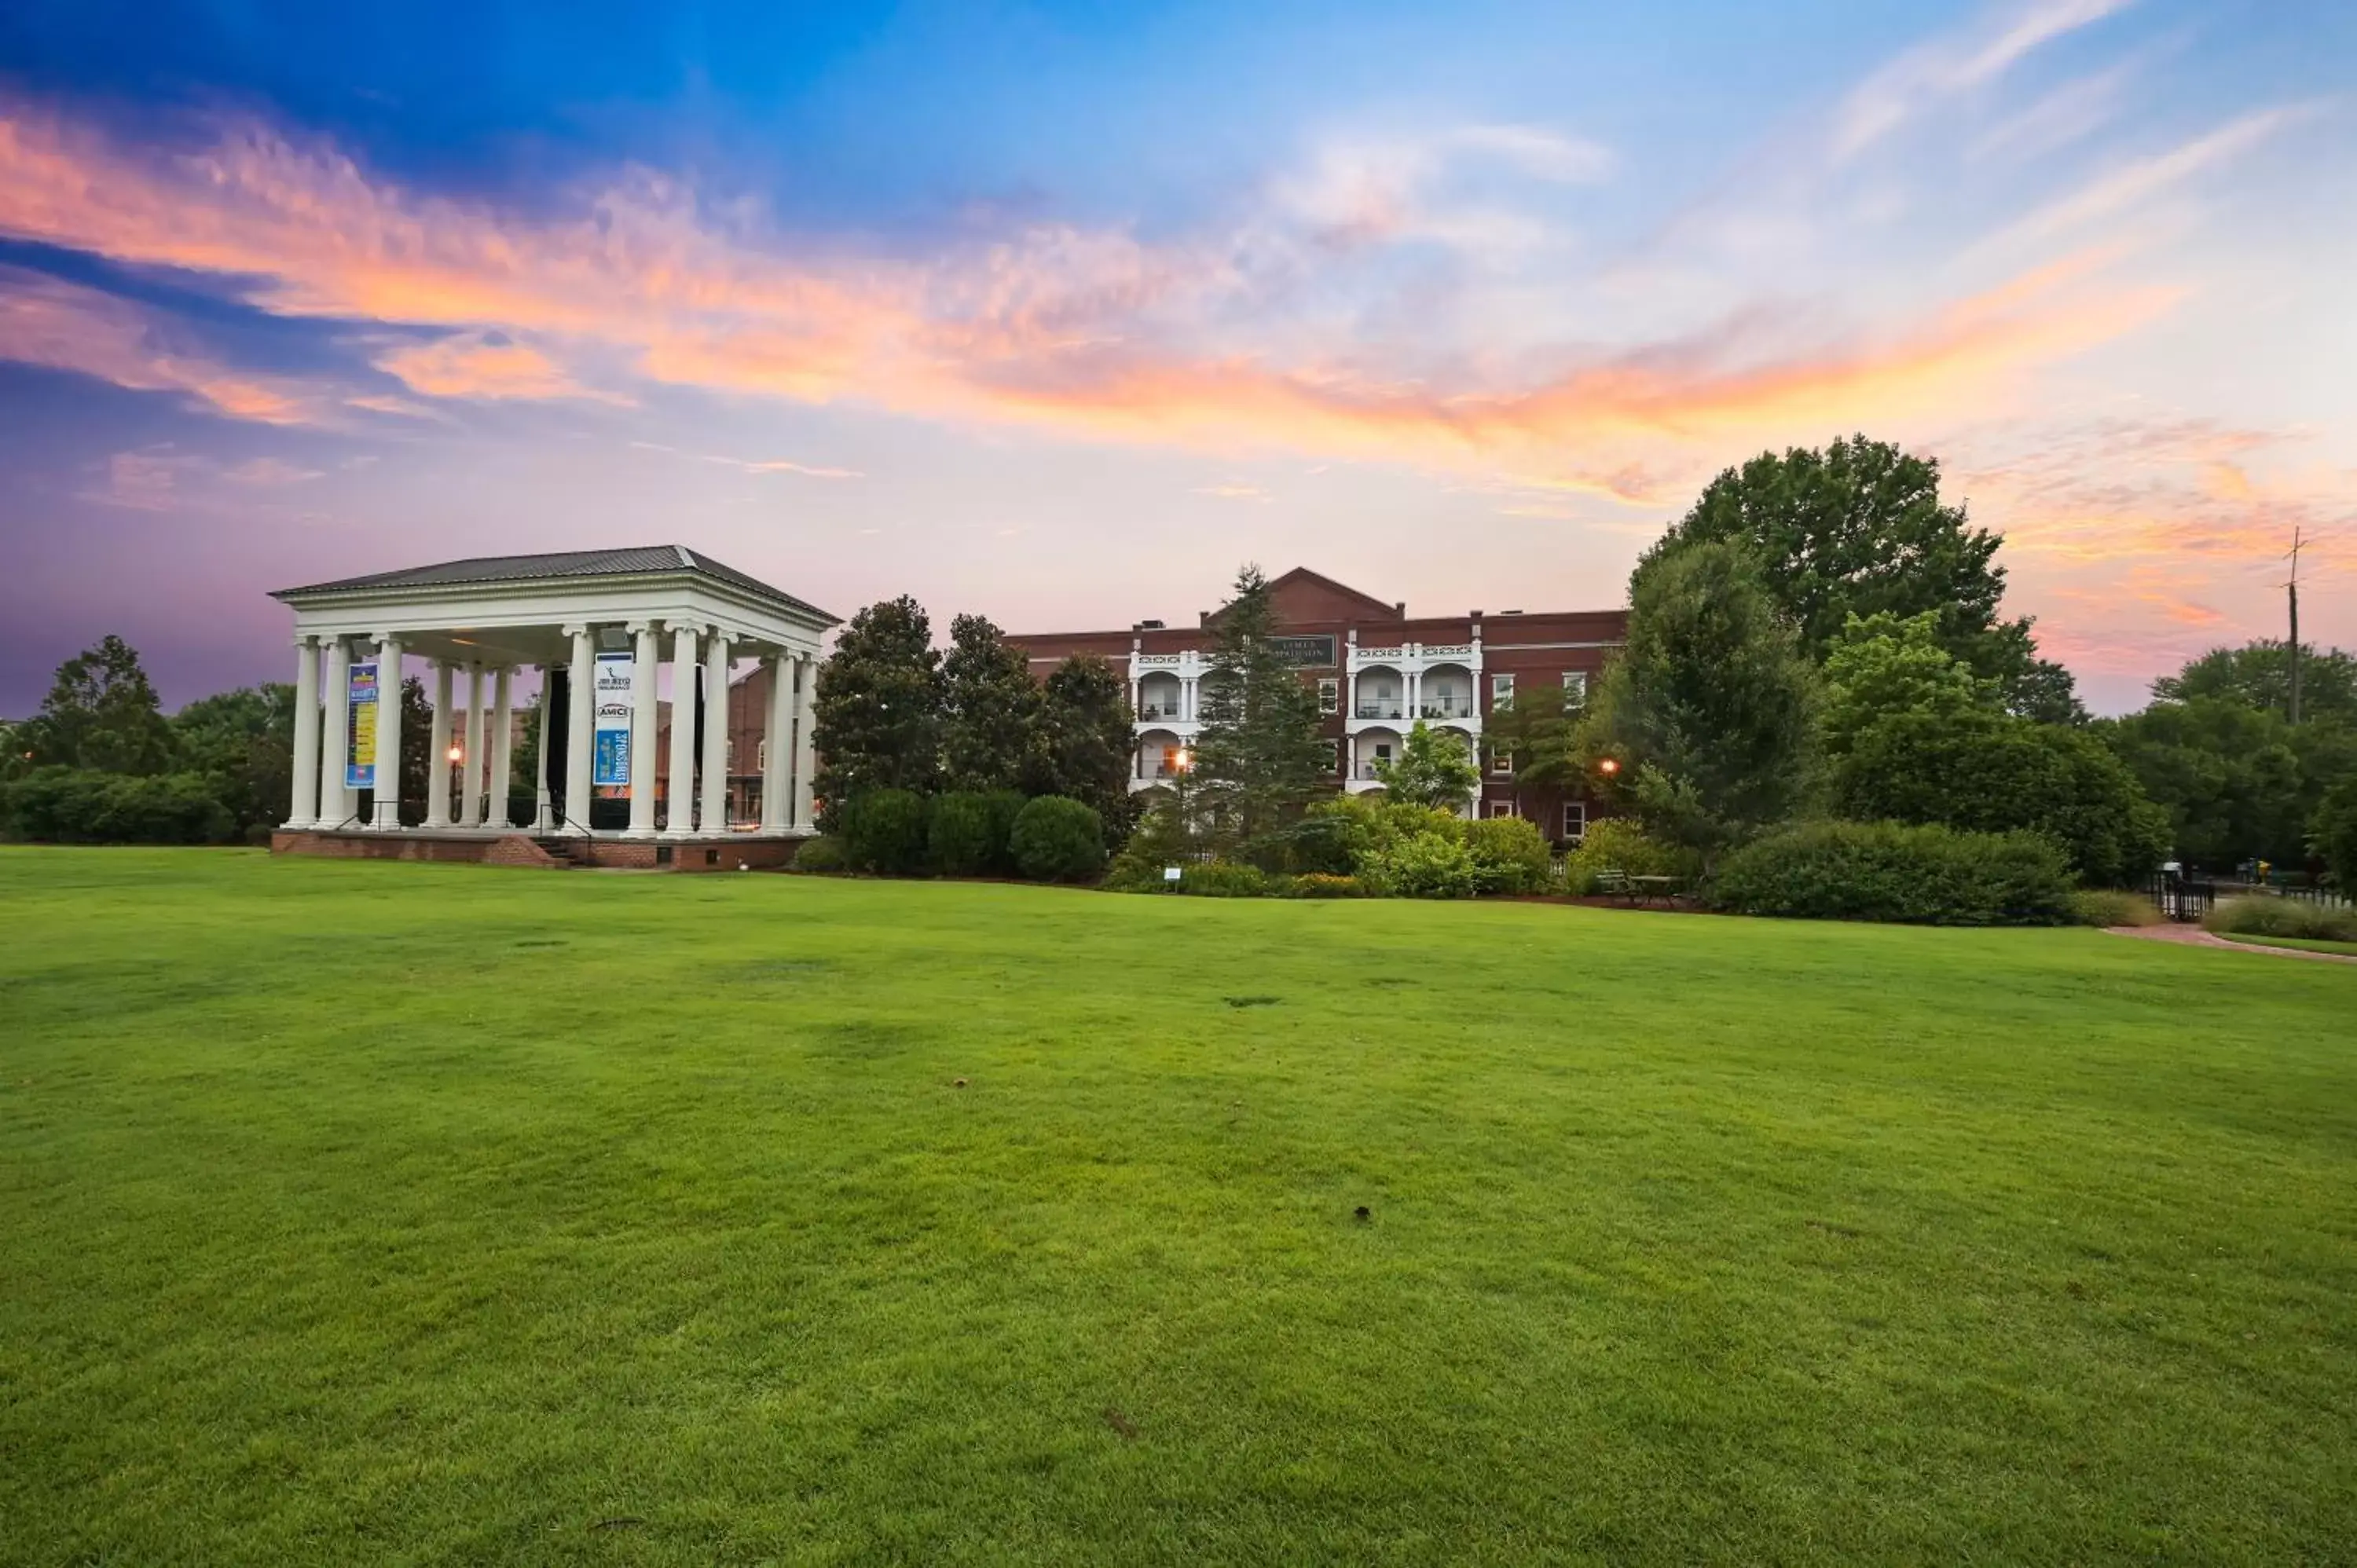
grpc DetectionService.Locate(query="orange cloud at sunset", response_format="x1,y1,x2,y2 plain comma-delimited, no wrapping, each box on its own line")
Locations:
0,265,318,425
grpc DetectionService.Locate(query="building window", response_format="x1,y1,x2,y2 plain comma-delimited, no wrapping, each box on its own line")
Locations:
1490,672,1515,709
1318,676,1339,715
1318,739,1341,773
1491,749,1513,776
1563,801,1587,843
1487,800,1515,819
756,739,768,771
1561,671,1588,709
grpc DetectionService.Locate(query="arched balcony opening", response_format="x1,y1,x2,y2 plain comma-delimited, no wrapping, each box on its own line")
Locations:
1418,662,1476,721
1353,665,1404,721
1352,727,1403,782
1136,672,1184,723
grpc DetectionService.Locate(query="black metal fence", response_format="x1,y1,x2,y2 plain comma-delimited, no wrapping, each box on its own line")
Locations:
2149,873,2216,923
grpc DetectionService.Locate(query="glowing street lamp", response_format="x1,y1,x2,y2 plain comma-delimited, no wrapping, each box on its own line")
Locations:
1596,757,1620,779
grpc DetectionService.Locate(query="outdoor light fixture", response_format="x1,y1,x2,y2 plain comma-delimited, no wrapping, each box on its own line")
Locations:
1175,748,1192,771
447,745,464,762
1597,757,1621,776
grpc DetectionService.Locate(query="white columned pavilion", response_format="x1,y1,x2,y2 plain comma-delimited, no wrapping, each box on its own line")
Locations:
271,546,836,856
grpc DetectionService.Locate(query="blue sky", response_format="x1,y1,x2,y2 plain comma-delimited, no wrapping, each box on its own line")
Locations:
0,0,2350,713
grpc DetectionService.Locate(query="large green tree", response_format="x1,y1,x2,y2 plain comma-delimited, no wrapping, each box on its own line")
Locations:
1192,564,1331,845
1585,540,1819,868
2098,698,2355,870
939,614,1040,793
21,635,177,775
1026,655,1138,846
2154,640,2357,727
1655,435,2077,717
812,596,943,821
173,683,296,833
2311,776,2357,889
1821,610,1992,754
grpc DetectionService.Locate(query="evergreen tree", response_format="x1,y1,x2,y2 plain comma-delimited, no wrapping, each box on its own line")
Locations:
812,596,942,821
22,635,177,775
1028,654,1139,845
1483,683,1582,808
939,614,1041,792
397,676,434,826
1373,720,1480,810
1191,564,1330,845
1585,540,1819,869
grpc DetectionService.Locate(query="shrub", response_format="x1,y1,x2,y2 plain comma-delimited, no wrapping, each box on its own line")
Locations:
1,767,234,844
1464,815,1551,894
1285,872,1364,898
1373,830,1479,899
1264,811,1358,876
1010,796,1106,881
1709,820,2076,925
2068,888,2160,928
837,789,930,875
790,834,849,874
1179,860,1272,897
1563,817,1697,894
2204,896,2357,943
1838,710,2172,887
928,790,1010,877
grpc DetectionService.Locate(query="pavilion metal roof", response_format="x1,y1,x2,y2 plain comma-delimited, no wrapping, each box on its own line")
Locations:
273,545,838,624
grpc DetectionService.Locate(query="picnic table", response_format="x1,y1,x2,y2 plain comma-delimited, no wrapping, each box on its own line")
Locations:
1593,867,1682,906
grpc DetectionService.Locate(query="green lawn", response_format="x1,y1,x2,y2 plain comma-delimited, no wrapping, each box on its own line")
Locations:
4,849,2353,1565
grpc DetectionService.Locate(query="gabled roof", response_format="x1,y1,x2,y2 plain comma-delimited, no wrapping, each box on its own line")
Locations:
1204,566,1402,626
273,545,837,623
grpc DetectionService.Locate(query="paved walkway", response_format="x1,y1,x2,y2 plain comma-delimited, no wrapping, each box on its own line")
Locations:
2106,924,2357,965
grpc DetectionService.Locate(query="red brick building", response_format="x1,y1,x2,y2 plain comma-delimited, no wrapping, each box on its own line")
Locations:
1004,567,1628,843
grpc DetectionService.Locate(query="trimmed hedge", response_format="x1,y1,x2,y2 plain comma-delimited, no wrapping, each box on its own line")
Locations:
838,789,930,875
927,790,1005,877
1285,872,1364,898
1,767,235,844
790,834,849,874
1709,820,2076,925
1009,796,1105,881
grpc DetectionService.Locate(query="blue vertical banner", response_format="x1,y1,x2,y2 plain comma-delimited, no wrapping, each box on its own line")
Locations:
345,661,379,789
592,652,633,789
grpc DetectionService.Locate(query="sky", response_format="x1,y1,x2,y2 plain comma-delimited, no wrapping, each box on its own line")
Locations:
0,0,2350,716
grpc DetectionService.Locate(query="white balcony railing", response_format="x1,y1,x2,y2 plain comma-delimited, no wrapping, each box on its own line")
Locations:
1354,702,1403,720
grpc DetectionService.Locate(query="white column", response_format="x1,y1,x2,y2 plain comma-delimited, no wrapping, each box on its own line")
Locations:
459,665,486,827
699,630,733,833
564,625,596,832
662,625,702,836
625,623,661,837
288,636,321,829
427,661,454,825
371,636,404,829
761,651,792,832
488,667,515,830
793,653,816,827
320,639,352,827
533,666,555,832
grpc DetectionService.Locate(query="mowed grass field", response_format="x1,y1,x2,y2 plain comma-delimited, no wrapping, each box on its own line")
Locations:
3,850,2353,1566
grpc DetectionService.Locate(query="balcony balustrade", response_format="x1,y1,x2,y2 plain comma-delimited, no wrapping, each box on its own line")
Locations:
1354,702,1404,720
1417,699,1471,719
1138,704,1183,720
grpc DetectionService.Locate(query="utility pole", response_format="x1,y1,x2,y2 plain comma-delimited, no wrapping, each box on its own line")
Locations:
2286,526,2304,726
